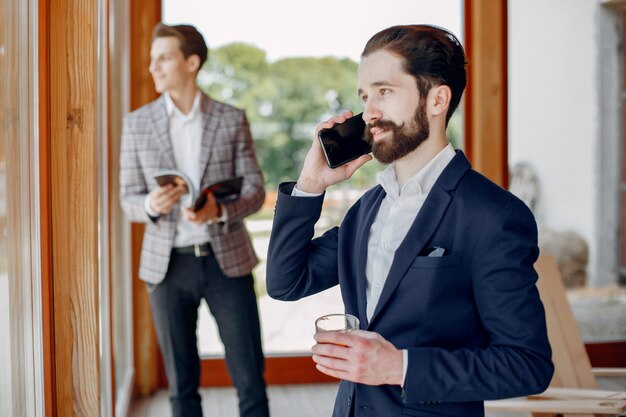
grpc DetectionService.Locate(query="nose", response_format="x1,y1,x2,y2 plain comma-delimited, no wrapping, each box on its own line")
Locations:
149,59,158,74
362,100,382,126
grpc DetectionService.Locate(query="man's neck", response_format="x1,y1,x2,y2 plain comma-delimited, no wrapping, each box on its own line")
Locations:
394,134,448,190
167,82,199,115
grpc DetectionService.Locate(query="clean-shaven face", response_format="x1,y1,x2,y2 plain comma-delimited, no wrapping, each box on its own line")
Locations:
149,36,194,93
358,49,430,164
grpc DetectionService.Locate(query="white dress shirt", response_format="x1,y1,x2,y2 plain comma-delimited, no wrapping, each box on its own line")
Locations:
293,143,456,384
145,91,212,247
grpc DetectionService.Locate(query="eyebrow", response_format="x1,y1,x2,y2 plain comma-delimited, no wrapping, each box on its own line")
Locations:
357,81,399,95
150,52,172,59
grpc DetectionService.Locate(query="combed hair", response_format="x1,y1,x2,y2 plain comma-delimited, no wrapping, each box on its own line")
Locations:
152,23,208,69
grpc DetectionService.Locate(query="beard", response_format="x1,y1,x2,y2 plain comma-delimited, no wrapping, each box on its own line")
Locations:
363,102,429,164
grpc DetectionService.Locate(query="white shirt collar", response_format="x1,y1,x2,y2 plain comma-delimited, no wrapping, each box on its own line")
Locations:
377,143,456,199
164,91,202,120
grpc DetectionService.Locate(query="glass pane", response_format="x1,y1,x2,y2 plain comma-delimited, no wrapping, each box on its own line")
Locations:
0,0,40,415
109,0,135,413
162,0,463,356
1,0,22,414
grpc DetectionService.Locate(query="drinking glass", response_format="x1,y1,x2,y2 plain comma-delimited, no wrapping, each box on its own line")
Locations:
315,313,359,334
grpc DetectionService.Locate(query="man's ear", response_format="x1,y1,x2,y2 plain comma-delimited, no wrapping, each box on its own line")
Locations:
187,54,201,74
428,85,452,118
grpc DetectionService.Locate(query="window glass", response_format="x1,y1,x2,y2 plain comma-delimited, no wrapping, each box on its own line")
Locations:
162,0,463,355
0,0,41,414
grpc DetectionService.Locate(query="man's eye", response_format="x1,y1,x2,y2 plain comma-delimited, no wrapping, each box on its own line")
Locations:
360,95,368,103
381,88,390,95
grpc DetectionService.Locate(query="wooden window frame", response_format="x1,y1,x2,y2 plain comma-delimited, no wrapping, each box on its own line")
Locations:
40,0,113,414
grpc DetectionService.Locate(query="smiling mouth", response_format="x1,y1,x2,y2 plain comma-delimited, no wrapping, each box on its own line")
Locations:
370,127,388,141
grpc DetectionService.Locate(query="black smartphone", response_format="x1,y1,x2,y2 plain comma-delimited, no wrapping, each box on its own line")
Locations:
317,113,370,168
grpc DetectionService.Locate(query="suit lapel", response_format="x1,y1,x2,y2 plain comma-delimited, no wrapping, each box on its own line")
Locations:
197,95,221,178
367,150,471,327
355,188,386,329
150,96,176,168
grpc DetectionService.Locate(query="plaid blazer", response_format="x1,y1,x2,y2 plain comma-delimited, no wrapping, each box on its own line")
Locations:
119,93,265,284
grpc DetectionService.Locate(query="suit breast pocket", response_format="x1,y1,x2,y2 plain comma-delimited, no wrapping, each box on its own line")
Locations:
409,252,462,269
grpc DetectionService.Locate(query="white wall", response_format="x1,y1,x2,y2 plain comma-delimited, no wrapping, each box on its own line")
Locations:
508,0,600,281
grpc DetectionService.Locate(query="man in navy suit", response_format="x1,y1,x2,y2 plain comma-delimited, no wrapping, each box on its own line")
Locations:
266,25,553,417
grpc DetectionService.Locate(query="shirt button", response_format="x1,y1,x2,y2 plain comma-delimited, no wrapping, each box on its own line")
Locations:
374,284,380,291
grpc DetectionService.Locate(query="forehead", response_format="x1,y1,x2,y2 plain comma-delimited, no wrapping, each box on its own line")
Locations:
358,49,410,88
150,36,182,55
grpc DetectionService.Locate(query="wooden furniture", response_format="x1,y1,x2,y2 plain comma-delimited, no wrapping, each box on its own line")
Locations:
485,256,626,417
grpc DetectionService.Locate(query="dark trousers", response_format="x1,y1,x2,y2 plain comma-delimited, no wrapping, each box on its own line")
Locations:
148,249,269,417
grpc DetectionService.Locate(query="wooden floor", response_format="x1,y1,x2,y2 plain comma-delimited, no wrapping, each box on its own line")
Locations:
129,383,339,417
129,377,626,417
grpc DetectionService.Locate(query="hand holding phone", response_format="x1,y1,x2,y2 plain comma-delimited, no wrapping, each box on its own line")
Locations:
297,112,372,194
317,112,371,168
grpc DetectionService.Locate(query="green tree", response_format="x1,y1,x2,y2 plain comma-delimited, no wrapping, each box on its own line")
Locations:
201,42,269,109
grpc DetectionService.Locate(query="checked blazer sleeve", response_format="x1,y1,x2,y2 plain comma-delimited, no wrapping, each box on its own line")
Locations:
212,112,265,225
119,110,154,224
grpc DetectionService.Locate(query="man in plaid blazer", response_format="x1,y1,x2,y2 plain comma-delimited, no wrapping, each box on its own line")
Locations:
119,23,269,417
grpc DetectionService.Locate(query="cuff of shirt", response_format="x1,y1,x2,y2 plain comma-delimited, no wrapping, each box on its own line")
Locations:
402,349,408,387
144,194,160,218
292,185,323,197
207,203,227,225
218,203,228,222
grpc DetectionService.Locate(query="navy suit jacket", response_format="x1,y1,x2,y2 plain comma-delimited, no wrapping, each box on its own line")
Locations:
266,151,553,417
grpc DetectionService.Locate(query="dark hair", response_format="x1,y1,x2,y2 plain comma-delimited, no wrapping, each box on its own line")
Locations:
152,23,208,70
362,25,467,125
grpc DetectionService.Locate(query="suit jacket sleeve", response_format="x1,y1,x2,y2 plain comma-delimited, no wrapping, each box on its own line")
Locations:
219,113,265,225
266,182,341,300
402,201,554,403
119,114,154,224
